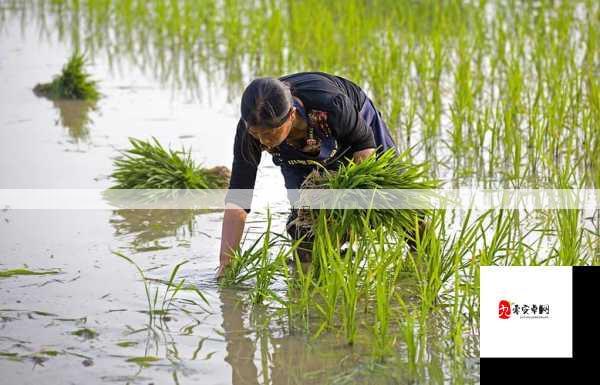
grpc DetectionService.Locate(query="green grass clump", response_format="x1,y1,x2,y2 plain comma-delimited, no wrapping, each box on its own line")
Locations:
33,52,99,101
71,328,98,339
110,137,230,189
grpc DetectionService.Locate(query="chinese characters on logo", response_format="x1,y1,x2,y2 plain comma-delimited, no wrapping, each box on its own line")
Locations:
498,300,551,319
499,300,511,319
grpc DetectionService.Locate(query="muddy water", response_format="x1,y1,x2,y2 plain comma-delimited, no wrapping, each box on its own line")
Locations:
0,8,293,385
0,5,479,385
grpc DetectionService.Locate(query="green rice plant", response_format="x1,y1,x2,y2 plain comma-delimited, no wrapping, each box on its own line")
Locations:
396,294,418,375
113,252,209,326
478,209,527,266
218,210,282,289
33,52,99,101
248,213,277,304
110,137,230,189
0,268,59,278
219,211,302,305
554,208,584,265
409,213,445,314
311,256,341,335
249,222,300,305
409,209,492,317
310,211,369,346
218,232,274,288
369,226,405,361
548,164,585,265
284,250,317,333
250,246,292,305
450,35,474,158
309,213,344,336
331,235,363,346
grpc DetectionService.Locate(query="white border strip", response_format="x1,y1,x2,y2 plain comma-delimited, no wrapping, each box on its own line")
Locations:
0,189,598,210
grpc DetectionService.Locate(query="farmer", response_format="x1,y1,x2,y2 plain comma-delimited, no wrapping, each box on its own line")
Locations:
217,72,398,277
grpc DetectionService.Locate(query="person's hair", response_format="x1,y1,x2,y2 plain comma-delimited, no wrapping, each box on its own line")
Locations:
239,77,294,165
241,77,293,128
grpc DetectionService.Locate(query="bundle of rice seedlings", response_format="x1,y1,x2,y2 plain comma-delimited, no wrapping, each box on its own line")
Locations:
110,137,230,189
33,52,100,101
297,148,440,240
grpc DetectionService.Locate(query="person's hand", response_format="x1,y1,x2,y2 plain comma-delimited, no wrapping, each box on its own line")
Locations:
215,264,227,281
352,148,375,163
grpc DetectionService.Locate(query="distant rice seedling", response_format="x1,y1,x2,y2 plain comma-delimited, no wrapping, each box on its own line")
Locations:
110,137,230,189
33,52,99,101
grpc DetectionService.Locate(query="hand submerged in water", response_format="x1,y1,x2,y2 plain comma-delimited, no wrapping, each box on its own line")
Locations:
215,264,227,281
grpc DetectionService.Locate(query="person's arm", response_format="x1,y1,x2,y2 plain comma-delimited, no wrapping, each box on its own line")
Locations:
217,203,248,278
218,119,261,278
328,94,377,161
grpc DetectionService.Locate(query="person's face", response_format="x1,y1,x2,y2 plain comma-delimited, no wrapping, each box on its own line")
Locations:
247,108,295,150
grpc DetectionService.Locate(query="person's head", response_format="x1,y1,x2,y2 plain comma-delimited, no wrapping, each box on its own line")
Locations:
241,77,295,150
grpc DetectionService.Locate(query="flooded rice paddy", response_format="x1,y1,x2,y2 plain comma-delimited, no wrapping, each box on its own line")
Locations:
1,1,598,384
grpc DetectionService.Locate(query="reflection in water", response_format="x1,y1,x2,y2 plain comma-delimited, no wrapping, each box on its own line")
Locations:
51,99,97,141
217,287,469,385
109,209,200,249
220,289,260,385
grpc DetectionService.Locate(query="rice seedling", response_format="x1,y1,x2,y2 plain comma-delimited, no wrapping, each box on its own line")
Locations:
315,216,364,346
33,52,99,101
310,233,342,334
218,234,273,288
113,252,209,326
370,227,405,361
219,211,302,305
245,215,289,305
478,209,524,266
249,244,286,305
110,137,230,189
0,268,59,278
396,295,419,375
283,249,317,332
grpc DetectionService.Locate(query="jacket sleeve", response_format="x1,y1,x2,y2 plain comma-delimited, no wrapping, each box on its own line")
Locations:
327,94,376,153
224,118,261,213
